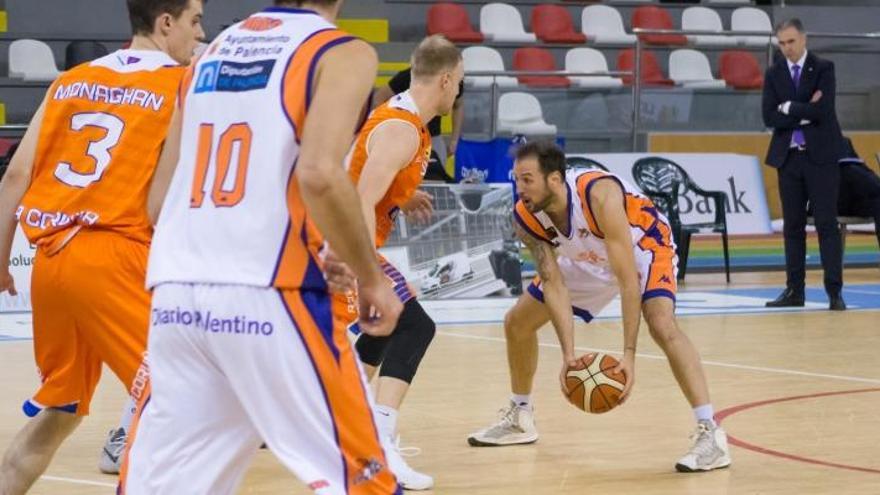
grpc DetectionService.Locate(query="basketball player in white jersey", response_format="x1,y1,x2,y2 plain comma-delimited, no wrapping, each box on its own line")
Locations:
467,142,731,473
121,1,403,494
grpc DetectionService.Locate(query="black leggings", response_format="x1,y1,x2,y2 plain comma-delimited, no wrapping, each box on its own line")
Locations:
355,298,436,384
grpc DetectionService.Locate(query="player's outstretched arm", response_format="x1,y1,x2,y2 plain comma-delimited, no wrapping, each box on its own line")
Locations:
147,106,182,224
515,221,579,392
298,39,400,337
591,179,641,403
0,95,48,295
356,121,419,244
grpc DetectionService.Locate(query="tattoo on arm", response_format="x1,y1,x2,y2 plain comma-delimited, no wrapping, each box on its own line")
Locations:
514,221,555,280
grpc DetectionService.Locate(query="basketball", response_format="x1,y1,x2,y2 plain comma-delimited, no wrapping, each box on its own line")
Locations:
564,353,627,414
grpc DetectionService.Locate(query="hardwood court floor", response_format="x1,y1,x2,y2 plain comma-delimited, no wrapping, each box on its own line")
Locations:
1,268,879,494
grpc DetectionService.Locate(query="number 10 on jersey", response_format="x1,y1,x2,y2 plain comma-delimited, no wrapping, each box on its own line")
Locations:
190,123,252,208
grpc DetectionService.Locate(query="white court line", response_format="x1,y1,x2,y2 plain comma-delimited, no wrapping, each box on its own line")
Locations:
844,289,880,296
438,330,880,385
40,475,116,488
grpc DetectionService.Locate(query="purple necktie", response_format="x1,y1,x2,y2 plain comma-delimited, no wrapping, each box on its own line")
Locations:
791,64,806,147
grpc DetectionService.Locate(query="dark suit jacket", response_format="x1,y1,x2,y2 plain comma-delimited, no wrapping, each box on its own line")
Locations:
762,51,843,167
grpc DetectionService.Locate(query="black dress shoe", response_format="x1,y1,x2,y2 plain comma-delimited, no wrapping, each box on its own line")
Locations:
765,288,805,307
829,294,847,311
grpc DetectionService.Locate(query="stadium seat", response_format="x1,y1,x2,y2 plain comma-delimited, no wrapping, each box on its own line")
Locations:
513,47,570,88
427,3,484,43
570,94,610,130
617,49,674,86
731,7,774,46
564,48,623,88
497,92,557,136
632,6,688,46
9,39,60,81
581,5,636,45
531,5,586,44
631,156,730,282
682,7,735,46
65,41,109,70
719,50,764,89
480,3,537,43
566,156,609,172
462,46,518,88
669,49,726,88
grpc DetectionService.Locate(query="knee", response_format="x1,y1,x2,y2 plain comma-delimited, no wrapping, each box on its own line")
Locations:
504,310,533,341
647,315,680,347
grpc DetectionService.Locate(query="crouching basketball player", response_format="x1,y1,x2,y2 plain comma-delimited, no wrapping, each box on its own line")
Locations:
467,141,732,473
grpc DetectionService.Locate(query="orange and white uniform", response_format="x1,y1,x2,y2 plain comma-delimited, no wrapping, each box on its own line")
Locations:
333,90,432,330
17,49,183,417
122,7,398,495
515,170,678,322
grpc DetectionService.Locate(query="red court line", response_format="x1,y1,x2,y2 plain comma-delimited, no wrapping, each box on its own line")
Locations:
716,388,880,475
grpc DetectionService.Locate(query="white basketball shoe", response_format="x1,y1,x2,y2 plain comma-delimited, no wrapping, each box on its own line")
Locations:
675,420,732,472
467,401,538,447
98,427,127,474
382,434,433,490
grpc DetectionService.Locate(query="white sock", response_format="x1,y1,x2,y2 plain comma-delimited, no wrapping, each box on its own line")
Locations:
374,404,398,439
693,404,716,427
118,397,137,432
511,394,532,409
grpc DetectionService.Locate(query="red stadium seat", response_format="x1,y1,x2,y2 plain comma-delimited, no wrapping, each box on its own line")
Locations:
513,47,571,88
632,6,688,46
617,49,674,86
719,50,764,89
531,5,587,44
427,3,484,43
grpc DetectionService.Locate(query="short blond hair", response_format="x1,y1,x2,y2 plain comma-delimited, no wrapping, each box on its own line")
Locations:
410,35,462,81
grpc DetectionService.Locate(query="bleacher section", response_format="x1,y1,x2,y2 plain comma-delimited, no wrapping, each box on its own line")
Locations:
0,1,878,153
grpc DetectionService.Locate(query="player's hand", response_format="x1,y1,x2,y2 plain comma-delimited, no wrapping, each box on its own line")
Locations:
322,248,357,294
402,190,434,224
559,354,580,396
0,270,16,296
613,352,635,405
356,278,402,337
447,137,458,157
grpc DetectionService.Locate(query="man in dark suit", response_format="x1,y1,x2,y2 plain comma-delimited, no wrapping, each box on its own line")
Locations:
837,137,880,251
762,18,846,311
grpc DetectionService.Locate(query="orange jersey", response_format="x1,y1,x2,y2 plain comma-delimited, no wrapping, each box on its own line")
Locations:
18,50,184,254
347,90,432,248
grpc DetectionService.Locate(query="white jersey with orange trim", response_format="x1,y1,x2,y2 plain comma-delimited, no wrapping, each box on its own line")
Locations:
514,170,677,281
147,7,357,291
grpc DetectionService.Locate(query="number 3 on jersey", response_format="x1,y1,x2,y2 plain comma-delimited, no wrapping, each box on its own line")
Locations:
190,123,252,208
54,112,124,188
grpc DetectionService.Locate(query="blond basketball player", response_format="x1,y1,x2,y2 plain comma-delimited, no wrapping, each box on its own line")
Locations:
467,141,732,473
0,1,204,492
121,1,403,494
330,36,463,490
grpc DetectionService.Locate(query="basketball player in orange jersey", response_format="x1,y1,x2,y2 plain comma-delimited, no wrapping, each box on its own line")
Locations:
329,36,462,491
0,1,205,492
120,1,402,493
468,141,732,473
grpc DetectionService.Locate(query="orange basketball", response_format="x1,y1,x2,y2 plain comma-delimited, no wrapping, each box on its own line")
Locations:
564,353,627,414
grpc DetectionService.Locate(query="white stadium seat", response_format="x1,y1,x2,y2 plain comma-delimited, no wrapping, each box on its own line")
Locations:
581,5,637,45
497,92,557,136
9,39,60,81
480,3,537,43
669,49,727,89
564,48,623,88
462,46,519,88
682,6,735,46
732,7,776,46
